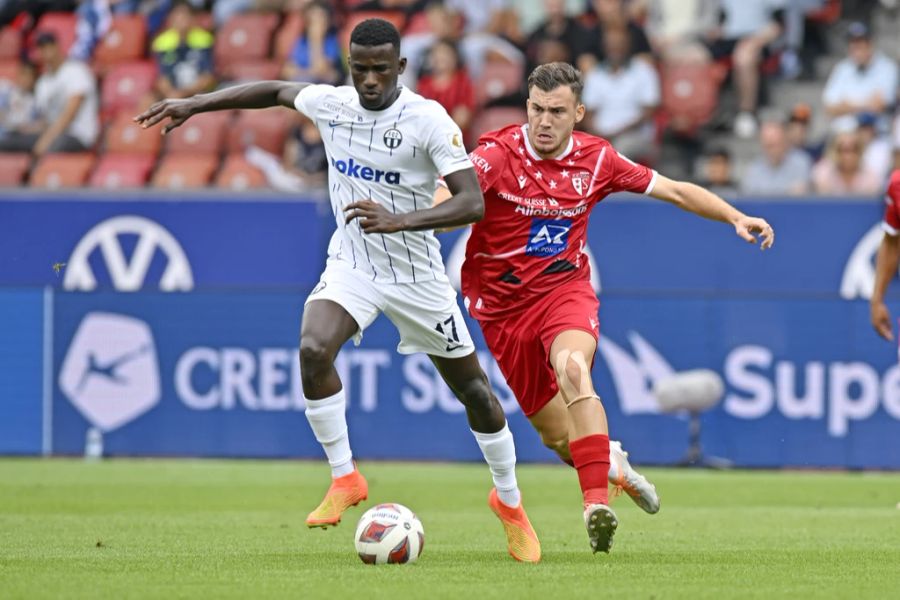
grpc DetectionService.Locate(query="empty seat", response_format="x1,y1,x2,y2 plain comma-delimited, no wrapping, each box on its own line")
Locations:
165,111,230,155
90,153,156,188
469,107,527,143
94,15,147,70
0,26,21,60
227,108,291,155
101,60,157,120
659,63,722,133
341,12,405,50
104,112,163,156
0,153,31,186
474,60,524,107
215,154,266,190
227,60,281,82
30,12,77,56
214,13,279,76
152,154,217,188
274,13,304,60
30,153,95,188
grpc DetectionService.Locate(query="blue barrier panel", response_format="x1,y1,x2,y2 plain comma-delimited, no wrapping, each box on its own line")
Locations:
1,197,894,299
51,290,900,467
0,289,44,454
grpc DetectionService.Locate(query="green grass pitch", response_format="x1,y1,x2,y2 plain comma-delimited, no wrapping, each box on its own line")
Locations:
2,459,899,599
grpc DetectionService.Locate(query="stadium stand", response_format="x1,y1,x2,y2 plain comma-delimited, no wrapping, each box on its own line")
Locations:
227,108,292,156
214,13,279,79
29,12,76,57
93,15,147,72
100,60,157,121
0,153,31,186
164,110,230,156
216,153,266,190
103,113,163,157
29,153,95,188
0,25,20,59
152,154,218,188
89,153,156,189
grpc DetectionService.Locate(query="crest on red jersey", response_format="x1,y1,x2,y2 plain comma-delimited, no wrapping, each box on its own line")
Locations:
571,171,591,196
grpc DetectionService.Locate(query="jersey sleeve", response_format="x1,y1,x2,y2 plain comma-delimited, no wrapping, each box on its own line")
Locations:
608,148,657,195
293,84,333,119
467,140,506,192
883,173,900,235
424,106,473,177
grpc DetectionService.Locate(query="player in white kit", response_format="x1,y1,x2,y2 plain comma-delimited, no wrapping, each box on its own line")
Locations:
135,19,541,562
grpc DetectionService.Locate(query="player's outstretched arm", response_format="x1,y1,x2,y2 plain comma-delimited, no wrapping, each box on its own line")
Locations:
870,233,900,340
344,168,484,234
648,174,775,250
133,81,308,135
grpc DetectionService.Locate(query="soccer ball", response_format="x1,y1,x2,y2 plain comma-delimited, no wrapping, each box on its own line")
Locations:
354,503,424,565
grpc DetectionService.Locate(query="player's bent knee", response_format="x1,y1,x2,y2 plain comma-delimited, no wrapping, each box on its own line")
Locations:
299,338,335,375
540,433,570,457
455,376,495,410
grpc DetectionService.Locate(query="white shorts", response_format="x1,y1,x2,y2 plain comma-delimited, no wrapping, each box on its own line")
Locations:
305,260,475,358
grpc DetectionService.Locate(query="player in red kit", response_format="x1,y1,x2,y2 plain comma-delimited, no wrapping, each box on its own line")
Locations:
869,169,900,340
459,63,775,554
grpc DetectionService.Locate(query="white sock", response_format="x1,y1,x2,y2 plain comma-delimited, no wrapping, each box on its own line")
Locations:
304,389,355,478
471,424,522,508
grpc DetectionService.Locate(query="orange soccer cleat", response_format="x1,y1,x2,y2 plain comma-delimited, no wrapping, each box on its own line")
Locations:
488,488,542,563
306,469,369,528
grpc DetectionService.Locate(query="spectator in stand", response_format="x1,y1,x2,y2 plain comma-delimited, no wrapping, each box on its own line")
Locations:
70,0,113,62
705,0,784,139
577,0,652,74
822,22,898,132
785,102,824,162
582,26,659,160
246,116,328,192
416,39,475,139
699,146,738,198
525,0,592,75
0,60,39,137
857,112,893,186
0,32,98,154
281,1,344,85
642,0,718,65
444,0,524,78
741,119,811,196
812,130,883,196
148,0,215,103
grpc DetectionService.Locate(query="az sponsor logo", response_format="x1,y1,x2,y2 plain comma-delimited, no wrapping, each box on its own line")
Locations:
526,218,571,257
64,216,193,292
600,331,900,437
331,157,401,184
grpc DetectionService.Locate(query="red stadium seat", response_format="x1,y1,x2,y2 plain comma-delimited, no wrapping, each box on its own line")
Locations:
165,111,231,156
152,154,217,188
474,60,525,107
469,107,527,143
659,63,723,133
214,13,279,77
0,153,31,186
30,153,95,188
341,12,405,50
227,60,281,82
94,15,147,70
90,153,156,188
215,154,266,190
274,13,304,60
0,59,17,82
0,26,21,60
227,108,291,155
104,113,163,156
101,60,157,120
30,12,77,56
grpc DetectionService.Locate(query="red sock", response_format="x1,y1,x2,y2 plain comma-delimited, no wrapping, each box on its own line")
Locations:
569,434,610,507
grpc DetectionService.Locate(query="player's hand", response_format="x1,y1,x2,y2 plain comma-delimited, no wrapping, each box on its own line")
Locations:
133,98,198,135
344,200,405,234
870,301,894,341
734,215,774,250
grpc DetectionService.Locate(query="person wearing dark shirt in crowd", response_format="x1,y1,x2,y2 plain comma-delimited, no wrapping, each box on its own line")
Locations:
282,1,344,85
416,39,475,140
149,0,215,101
578,0,652,74
699,146,738,198
526,0,592,75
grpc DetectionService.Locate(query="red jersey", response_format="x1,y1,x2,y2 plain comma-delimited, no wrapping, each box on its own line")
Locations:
881,170,900,235
461,124,657,320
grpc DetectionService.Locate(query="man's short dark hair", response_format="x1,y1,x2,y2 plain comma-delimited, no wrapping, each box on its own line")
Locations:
706,146,731,161
350,18,401,53
527,62,583,102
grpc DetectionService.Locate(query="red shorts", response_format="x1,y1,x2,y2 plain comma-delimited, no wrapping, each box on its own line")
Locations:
477,281,600,417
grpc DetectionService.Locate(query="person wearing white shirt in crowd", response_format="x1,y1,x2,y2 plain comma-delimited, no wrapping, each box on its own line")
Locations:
822,22,898,131
582,26,659,160
0,31,98,155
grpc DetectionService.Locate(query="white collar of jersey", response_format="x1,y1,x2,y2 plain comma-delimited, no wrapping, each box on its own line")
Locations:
521,124,574,162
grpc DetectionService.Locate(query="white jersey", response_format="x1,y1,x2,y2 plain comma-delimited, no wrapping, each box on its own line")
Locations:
294,84,473,284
